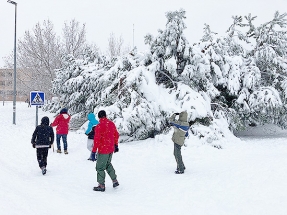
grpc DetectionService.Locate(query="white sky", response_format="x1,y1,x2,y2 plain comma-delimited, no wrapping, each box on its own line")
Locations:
1,0,287,67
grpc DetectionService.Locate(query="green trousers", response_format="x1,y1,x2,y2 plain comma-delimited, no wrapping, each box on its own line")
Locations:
174,143,185,171
96,153,117,185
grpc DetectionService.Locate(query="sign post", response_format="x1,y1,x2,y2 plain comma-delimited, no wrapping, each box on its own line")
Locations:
30,91,45,127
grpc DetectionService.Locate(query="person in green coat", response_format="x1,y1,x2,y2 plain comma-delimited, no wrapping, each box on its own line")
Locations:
169,111,189,174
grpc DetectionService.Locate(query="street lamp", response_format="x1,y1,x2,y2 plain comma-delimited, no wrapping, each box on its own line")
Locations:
7,0,17,125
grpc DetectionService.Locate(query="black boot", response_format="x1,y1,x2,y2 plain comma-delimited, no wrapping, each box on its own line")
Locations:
93,184,105,192
113,179,119,188
41,166,47,175
175,170,184,174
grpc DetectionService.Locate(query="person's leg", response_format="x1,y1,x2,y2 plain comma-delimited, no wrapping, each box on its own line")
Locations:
56,134,61,151
93,153,109,191
36,148,42,168
87,139,93,151
62,134,67,151
106,153,117,181
174,143,185,172
42,148,48,168
37,148,47,175
96,154,109,185
87,139,94,159
106,153,119,187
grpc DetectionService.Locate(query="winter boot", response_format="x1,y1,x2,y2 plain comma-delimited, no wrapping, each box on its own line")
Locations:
57,149,62,153
112,179,119,188
64,150,68,154
93,184,105,192
175,170,184,174
41,167,46,175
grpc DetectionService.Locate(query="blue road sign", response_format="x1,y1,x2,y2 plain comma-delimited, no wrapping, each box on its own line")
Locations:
30,91,45,106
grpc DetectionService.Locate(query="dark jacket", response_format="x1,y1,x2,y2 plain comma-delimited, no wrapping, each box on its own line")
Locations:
169,111,189,146
31,116,54,148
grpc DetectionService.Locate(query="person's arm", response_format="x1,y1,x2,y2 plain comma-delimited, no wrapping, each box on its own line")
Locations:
85,121,96,135
31,127,38,143
85,122,92,135
49,127,55,145
114,124,119,153
50,115,59,127
31,127,38,148
169,113,179,125
92,126,100,153
114,125,119,145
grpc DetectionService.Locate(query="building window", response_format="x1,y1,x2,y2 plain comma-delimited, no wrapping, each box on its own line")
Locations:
0,81,5,86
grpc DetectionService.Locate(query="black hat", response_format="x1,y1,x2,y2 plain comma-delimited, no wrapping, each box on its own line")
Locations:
60,108,68,114
98,110,106,118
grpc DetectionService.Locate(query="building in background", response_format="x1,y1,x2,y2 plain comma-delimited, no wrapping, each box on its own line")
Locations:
0,68,32,102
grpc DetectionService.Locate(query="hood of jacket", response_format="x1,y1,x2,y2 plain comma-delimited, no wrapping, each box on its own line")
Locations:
179,111,188,122
61,114,70,120
41,116,50,126
87,113,98,125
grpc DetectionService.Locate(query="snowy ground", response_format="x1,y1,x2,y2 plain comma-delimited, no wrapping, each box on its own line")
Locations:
1,102,287,215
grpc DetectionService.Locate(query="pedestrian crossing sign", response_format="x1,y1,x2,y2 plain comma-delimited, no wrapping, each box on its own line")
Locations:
30,91,45,106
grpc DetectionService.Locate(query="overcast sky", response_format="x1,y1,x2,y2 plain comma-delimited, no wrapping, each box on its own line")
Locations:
0,0,287,67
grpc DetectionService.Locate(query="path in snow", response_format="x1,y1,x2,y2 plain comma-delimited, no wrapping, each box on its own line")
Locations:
0,102,287,215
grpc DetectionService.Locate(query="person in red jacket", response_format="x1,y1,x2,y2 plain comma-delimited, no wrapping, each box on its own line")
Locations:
92,110,119,192
50,108,71,154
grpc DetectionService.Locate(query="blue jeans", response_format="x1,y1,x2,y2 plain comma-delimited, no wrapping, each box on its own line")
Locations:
56,134,68,151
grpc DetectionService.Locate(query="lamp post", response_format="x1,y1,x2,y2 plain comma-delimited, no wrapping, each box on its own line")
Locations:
7,0,17,125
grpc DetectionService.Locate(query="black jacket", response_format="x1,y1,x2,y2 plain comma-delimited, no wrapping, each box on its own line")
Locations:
87,126,95,139
31,116,54,148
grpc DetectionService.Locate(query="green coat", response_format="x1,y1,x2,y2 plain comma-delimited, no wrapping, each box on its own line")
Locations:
169,111,189,146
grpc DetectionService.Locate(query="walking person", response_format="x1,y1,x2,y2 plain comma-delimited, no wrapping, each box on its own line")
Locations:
169,111,189,174
50,108,71,154
92,110,119,192
31,116,54,175
85,112,99,161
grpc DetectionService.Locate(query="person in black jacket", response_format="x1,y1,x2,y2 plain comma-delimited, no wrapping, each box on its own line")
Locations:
31,116,54,175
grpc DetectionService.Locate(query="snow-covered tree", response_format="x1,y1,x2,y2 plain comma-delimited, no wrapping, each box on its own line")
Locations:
45,10,287,144
145,8,189,77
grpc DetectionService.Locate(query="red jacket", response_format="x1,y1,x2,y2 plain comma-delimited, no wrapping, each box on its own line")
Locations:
92,117,119,154
51,113,71,134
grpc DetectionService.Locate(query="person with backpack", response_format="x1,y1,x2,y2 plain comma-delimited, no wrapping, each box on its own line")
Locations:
169,111,189,174
50,108,71,154
91,110,119,192
85,112,99,161
31,116,54,175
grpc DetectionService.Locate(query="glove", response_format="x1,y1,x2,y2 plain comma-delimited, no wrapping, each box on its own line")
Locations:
49,144,52,148
175,113,179,115
32,143,36,148
90,152,97,162
114,144,119,153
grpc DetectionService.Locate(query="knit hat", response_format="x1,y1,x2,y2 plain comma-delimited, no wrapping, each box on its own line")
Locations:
98,110,106,118
60,108,68,114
